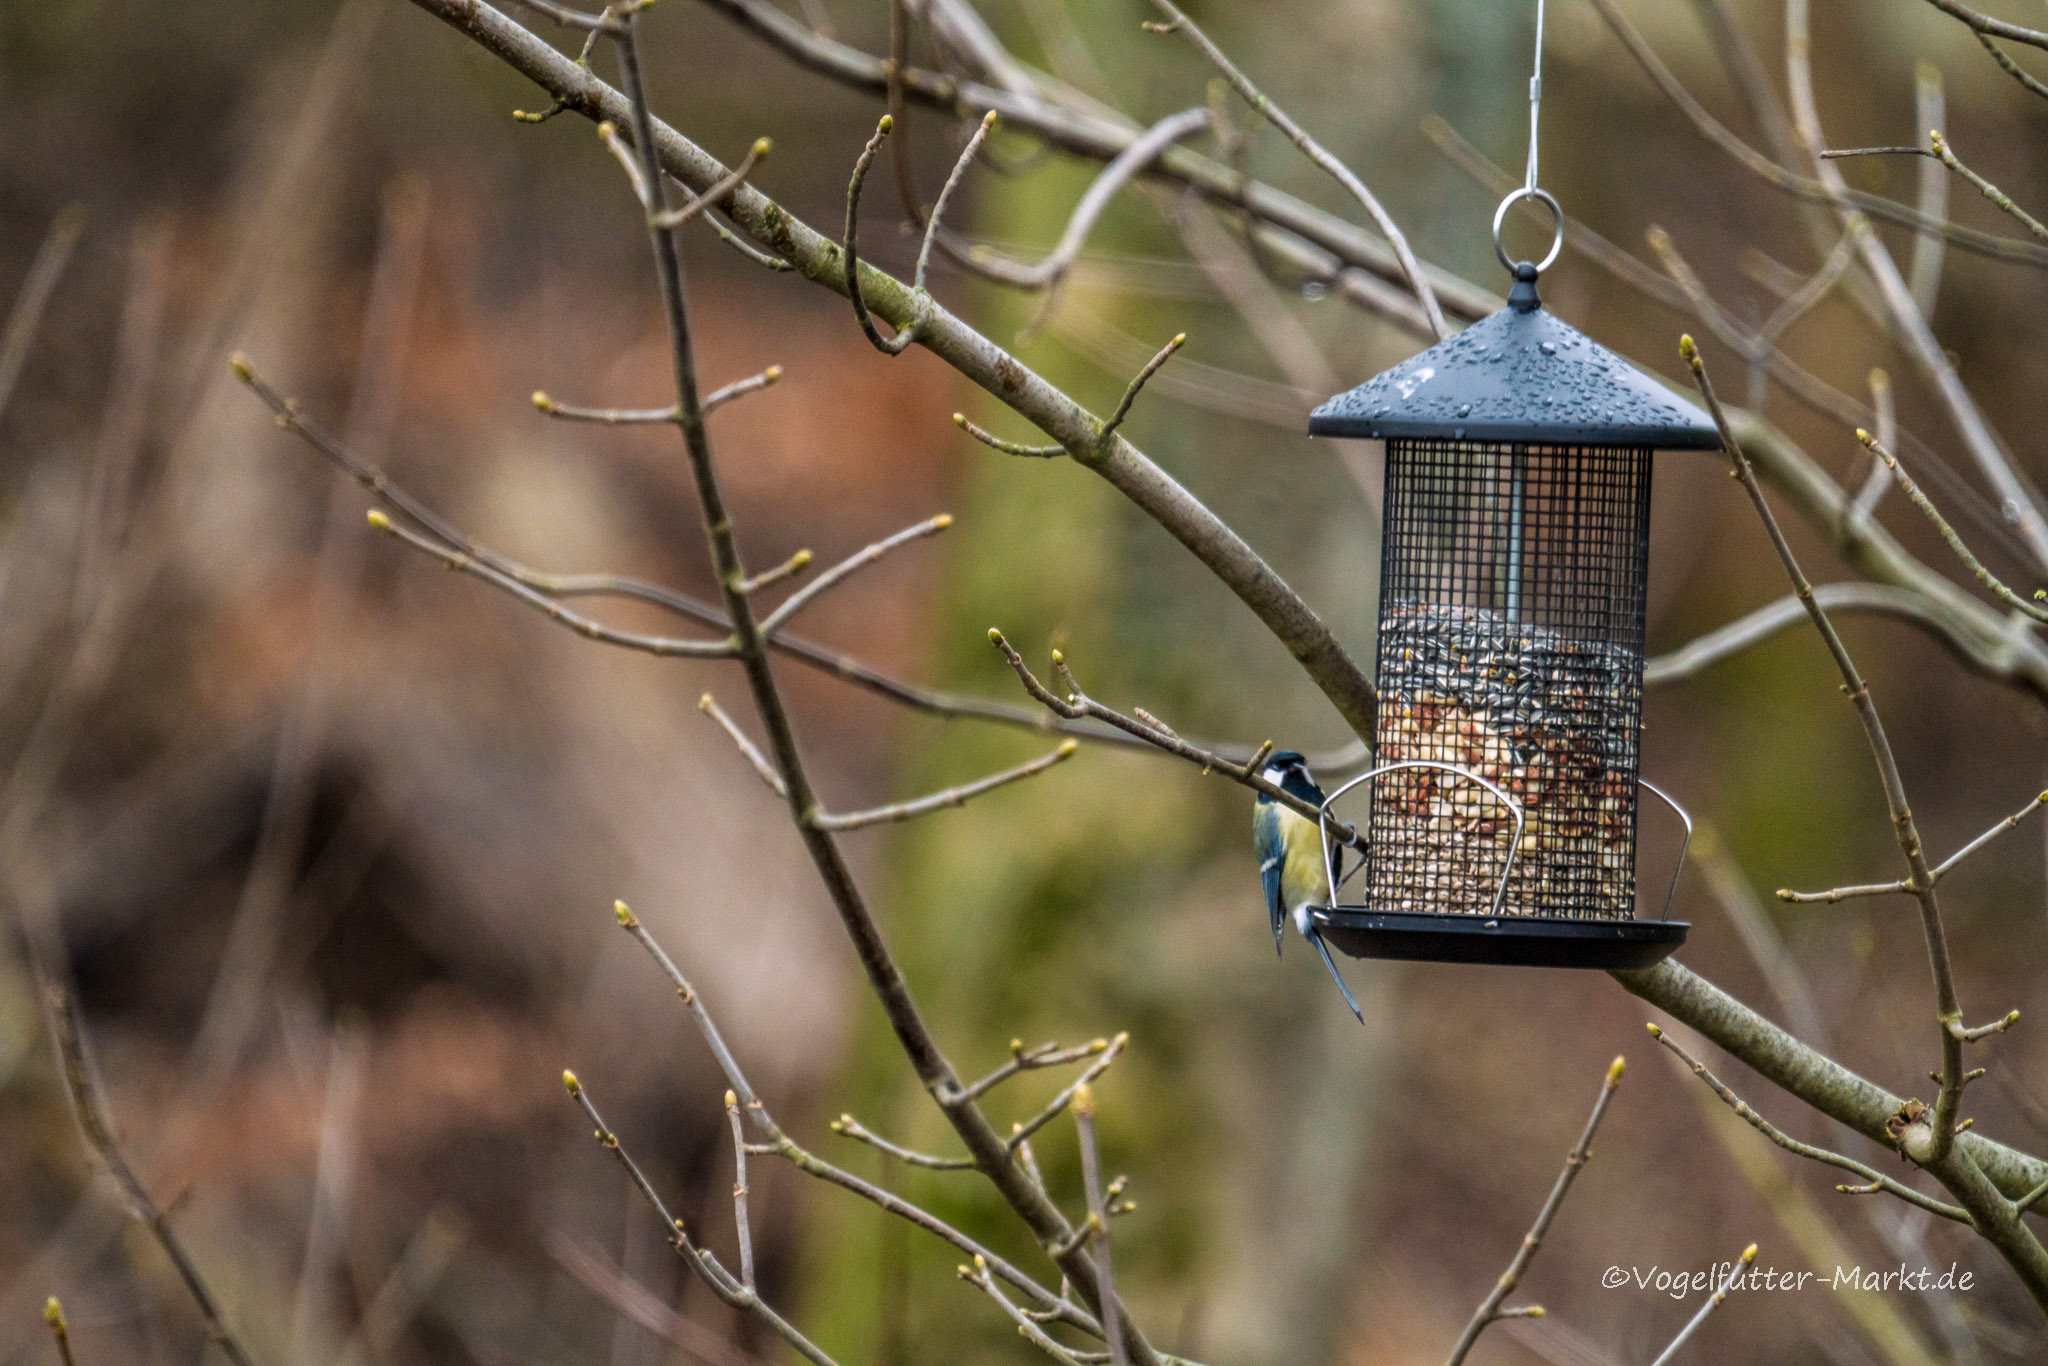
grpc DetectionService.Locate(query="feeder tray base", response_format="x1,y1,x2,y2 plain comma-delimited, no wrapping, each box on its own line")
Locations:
1313,907,1686,969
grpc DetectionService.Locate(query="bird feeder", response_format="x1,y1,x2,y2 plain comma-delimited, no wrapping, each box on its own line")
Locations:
1305,223,1718,969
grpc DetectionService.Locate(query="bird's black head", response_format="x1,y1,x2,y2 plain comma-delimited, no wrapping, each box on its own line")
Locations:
1257,750,1324,805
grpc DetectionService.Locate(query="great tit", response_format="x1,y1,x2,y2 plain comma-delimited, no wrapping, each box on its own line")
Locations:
1253,751,1363,1021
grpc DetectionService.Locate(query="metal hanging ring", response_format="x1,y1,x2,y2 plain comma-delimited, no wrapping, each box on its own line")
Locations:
1491,186,1565,276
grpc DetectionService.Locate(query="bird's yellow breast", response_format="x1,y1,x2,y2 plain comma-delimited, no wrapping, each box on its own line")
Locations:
1278,806,1328,908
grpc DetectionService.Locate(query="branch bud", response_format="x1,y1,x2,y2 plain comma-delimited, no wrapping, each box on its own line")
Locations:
563,1070,581,1095
614,900,638,928
1606,1055,1626,1086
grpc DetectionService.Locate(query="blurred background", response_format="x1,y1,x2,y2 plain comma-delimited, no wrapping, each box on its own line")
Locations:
3,1,2048,1363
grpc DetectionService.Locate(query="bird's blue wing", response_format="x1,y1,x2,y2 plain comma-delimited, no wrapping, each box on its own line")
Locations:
1254,803,1285,953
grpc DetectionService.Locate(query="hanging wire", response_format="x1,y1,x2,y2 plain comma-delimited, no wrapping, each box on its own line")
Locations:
1494,0,1564,275
1525,0,1544,192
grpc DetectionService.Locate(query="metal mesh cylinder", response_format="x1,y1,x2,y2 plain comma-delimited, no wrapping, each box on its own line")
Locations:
1366,438,1652,921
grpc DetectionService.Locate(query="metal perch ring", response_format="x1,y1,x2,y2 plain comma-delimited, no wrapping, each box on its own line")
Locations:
1317,760,1526,921
1492,186,1564,275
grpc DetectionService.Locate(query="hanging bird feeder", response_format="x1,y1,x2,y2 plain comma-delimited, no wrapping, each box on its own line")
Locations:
1301,9,1719,968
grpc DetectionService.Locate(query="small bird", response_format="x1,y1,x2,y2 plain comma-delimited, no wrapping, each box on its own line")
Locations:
1253,751,1363,1021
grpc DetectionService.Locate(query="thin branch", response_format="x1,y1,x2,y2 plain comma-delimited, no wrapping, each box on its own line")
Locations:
815,740,1077,830
954,106,1211,321
1096,332,1184,445
1684,337,1969,1164
44,1299,76,1366
654,137,772,228
962,1038,1114,1104
35,968,258,1366
830,1114,975,1170
1920,0,2048,53
1781,787,2048,903
1858,430,2048,624
535,366,784,424
1972,30,2048,102
1936,790,2048,879
955,414,1062,457
988,631,1365,854
952,331,1183,459
505,0,624,31
737,548,814,595
562,1071,840,1366
1004,1036,1126,1153
610,903,1103,1335
533,395,678,424
727,1091,756,1291
1646,1242,1760,1366
760,514,952,634
845,117,923,355
365,510,739,657
1823,136,2048,242
1146,0,1446,338
1648,1025,1967,1222
699,692,787,797
959,1256,1098,1366
916,110,998,293
1074,1086,1126,1366
1445,1057,1625,1366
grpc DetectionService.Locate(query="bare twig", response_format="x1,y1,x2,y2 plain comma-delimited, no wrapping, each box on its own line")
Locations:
816,741,1077,830
562,1071,840,1366
737,549,814,596
1444,1057,1624,1366
1781,788,2048,903
959,106,1210,330
1919,0,2048,53
1074,1085,1126,1366
988,631,1365,854
1004,1036,1126,1153
953,332,1184,459
1146,0,1446,338
1971,29,2048,102
1646,1242,1760,1366
1858,430,2048,624
365,510,739,658
654,137,772,228
830,1114,975,1171
609,903,1103,1335
1684,337,1971,1165
760,514,952,633
1648,1025,1966,1221
43,1299,75,1366
962,1038,1113,1103
1823,135,2048,242
35,969,257,1366
727,1091,756,1291
699,692,787,797
505,0,623,31
845,117,925,355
